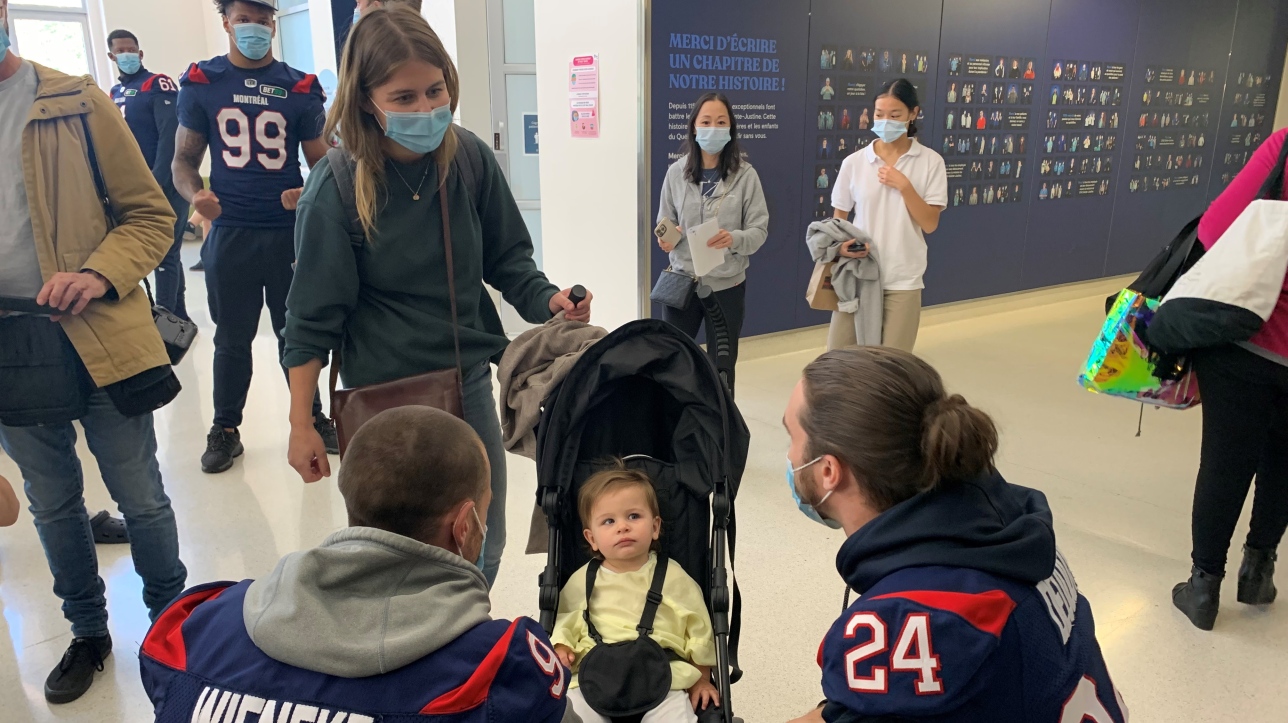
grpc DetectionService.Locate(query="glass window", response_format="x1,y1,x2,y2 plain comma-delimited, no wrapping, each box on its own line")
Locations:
13,0,85,8
280,10,315,74
11,17,91,77
502,0,536,65
278,0,310,9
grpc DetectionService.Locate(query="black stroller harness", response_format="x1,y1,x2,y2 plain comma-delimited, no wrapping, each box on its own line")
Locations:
534,320,748,723
578,555,676,718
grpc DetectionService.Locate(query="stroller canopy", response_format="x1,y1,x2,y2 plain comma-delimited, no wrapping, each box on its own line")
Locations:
535,319,749,504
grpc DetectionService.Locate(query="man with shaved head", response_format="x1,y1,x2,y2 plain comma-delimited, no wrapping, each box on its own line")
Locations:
140,407,580,722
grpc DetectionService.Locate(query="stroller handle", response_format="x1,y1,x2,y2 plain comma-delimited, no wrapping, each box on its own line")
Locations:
696,285,734,392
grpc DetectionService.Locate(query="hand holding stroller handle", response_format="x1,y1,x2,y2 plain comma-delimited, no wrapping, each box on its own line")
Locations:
568,285,588,307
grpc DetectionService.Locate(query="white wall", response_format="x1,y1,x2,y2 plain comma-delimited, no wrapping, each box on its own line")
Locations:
95,0,226,84
533,0,644,330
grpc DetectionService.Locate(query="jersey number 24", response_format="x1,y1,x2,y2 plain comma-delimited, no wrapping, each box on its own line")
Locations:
218,108,287,171
842,611,1128,721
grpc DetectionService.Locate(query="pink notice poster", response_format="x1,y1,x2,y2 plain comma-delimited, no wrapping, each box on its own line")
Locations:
569,54,600,138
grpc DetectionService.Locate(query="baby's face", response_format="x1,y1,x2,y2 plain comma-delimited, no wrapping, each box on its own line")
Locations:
583,486,661,564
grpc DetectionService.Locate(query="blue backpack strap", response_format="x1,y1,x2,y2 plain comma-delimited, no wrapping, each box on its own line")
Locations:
326,146,366,251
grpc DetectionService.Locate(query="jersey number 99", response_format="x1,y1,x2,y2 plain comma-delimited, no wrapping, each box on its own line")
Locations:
217,108,288,171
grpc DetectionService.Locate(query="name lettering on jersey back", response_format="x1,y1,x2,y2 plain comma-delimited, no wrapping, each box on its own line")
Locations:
190,686,375,723
1035,549,1078,645
233,94,271,107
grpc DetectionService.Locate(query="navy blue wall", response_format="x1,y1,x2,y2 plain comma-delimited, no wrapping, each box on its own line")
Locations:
648,0,1288,336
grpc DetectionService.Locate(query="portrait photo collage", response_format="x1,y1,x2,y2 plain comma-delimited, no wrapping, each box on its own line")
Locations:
1037,59,1128,202
942,53,1037,208
1216,69,1274,187
813,44,931,219
1129,65,1219,193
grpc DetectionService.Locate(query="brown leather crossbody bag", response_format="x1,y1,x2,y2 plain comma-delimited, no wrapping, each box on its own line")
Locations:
328,170,465,457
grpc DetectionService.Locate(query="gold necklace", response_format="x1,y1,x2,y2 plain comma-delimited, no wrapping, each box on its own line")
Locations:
390,157,433,201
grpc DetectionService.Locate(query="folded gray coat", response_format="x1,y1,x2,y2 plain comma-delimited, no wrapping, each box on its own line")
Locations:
806,218,884,346
497,314,607,460
496,314,607,555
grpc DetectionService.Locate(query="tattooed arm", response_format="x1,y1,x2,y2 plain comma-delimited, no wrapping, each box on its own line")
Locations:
172,125,221,220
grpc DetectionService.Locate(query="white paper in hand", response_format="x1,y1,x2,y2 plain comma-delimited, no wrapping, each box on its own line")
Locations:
687,218,727,277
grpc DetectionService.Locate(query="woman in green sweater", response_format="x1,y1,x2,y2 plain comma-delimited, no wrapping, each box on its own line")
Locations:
282,7,590,587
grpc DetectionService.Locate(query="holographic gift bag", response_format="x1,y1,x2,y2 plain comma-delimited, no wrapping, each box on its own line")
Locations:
1078,289,1200,410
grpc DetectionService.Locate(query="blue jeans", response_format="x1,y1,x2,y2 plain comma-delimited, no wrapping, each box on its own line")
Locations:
0,390,187,638
462,362,507,587
153,191,190,321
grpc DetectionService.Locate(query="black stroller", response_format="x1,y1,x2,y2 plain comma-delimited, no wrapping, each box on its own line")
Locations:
534,310,749,723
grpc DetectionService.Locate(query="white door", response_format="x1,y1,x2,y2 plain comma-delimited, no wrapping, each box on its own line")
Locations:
488,0,543,335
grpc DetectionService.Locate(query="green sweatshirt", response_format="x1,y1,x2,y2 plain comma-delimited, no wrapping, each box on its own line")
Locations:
283,138,558,388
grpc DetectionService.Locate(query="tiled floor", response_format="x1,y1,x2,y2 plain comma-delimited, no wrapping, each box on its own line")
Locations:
1,247,1284,721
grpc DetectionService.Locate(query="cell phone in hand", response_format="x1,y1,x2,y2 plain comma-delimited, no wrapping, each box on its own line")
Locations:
0,296,58,316
655,217,683,246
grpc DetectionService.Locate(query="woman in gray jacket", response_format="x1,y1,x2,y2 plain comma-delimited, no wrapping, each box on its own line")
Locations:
657,91,769,392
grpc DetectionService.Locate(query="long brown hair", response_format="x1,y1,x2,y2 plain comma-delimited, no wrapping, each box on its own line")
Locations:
326,6,459,238
800,348,999,512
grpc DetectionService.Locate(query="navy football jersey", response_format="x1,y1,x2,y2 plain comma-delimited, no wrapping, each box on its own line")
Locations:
820,554,1128,722
141,581,571,723
110,69,179,180
177,56,325,228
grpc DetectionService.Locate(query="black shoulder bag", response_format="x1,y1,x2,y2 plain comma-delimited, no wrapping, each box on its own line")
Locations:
0,310,94,427
81,115,183,418
578,554,676,718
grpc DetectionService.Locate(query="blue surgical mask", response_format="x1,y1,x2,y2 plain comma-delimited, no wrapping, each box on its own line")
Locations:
872,119,908,143
0,26,9,63
695,126,731,155
378,103,453,155
233,23,273,62
352,6,362,25
459,506,488,563
115,53,141,76
788,456,843,529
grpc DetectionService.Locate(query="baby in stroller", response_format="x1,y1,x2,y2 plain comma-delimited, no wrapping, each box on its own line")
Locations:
552,462,721,722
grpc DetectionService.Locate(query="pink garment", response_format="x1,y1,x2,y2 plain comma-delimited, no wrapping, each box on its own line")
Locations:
1197,128,1288,358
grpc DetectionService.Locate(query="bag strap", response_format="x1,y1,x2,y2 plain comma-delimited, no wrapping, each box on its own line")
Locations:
452,125,485,210
325,148,464,393
439,171,465,382
582,554,670,644
81,114,118,234
84,114,158,308
1255,134,1288,201
1141,215,1203,298
637,554,669,636
326,146,365,250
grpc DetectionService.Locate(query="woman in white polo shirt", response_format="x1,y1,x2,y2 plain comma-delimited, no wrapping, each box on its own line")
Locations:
830,78,948,352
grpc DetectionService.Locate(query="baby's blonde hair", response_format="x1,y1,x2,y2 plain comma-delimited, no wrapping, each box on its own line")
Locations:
578,462,660,529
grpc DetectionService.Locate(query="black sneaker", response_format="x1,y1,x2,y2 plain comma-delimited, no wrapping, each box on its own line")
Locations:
189,259,204,272
201,426,244,474
45,634,112,704
315,416,340,455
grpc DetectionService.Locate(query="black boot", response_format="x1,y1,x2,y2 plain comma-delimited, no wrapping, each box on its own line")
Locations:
1237,546,1278,605
1172,566,1223,631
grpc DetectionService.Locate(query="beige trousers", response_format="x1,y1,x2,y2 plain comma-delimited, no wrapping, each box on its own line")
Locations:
827,289,922,352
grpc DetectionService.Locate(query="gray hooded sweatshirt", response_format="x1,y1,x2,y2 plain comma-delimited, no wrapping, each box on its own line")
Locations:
242,527,581,721
658,159,770,291
807,218,884,346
